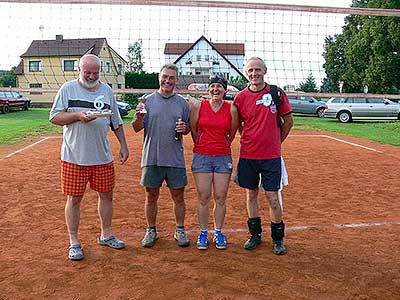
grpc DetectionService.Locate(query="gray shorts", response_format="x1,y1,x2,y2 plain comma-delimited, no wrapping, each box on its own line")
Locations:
191,153,233,174
141,165,188,189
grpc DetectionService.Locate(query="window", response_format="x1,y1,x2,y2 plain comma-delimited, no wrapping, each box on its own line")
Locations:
205,55,209,61
352,98,366,103
29,83,43,94
117,64,123,75
195,69,201,75
29,61,42,72
63,60,78,71
332,98,346,103
105,62,111,73
367,98,385,104
196,55,201,61
117,83,122,89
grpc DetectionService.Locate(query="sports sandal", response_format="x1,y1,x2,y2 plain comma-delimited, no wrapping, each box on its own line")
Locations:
68,244,84,261
97,235,126,249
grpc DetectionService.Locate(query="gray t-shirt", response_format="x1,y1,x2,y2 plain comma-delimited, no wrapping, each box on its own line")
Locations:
49,80,123,166
139,92,190,168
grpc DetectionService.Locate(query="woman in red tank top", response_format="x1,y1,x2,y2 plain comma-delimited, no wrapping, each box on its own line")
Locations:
190,75,239,250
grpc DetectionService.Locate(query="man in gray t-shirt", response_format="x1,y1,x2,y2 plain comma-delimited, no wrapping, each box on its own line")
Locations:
50,54,129,261
132,64,191,248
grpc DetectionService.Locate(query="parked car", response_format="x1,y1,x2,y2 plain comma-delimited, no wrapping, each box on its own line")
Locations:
116,101,131,117
187,83,239,101
288,95,326,118
323,97,400,123
0,91,31,114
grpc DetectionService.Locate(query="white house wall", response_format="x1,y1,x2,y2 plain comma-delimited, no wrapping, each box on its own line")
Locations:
166,39,244,80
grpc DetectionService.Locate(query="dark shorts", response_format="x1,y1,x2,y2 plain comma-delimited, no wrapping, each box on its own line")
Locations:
191,153,233,174
235,157,281,191
141,165,188,189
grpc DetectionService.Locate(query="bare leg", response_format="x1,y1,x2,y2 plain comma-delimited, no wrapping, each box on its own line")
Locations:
246,188,260,218
212,173,231,229
145,187,160,227
193,172,213,230
265,191,282,223
65,195,83,245
169,188,186,226
98,191,114,238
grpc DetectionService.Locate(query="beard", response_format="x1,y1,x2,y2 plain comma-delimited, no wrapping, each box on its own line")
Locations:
79,74,99,89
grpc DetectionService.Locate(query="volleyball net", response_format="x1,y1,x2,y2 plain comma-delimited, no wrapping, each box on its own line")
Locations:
0,0,399,101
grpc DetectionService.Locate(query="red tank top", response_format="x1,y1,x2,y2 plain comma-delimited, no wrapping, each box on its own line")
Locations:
193,100,232,156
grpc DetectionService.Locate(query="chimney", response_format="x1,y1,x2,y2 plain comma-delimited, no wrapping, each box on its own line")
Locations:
56,35,63,42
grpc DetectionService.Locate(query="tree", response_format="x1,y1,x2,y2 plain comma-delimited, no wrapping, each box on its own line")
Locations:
296,73,318,92
322,0,400,94
0,67,17,87
228,76,248,90
127,40,144,73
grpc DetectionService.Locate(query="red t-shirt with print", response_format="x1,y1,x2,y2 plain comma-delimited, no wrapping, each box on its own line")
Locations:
233,84,292,159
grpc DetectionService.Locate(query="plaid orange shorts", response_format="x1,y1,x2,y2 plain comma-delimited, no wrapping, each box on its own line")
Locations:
61,161,115,196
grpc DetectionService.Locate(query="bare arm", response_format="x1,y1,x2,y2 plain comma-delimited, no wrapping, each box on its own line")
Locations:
132,103,145,133
189,102,201,143
280,113,293,143
50,111,95,126
113,125,129,164
228,103,239,144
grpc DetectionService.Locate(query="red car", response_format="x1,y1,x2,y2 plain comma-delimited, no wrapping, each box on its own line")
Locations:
0,91,31,114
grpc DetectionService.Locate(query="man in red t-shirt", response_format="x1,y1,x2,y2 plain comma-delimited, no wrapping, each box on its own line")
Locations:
233,57,293,255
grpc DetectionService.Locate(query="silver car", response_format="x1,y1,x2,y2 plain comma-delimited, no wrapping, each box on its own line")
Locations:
288,96,326,118
323,97,400,123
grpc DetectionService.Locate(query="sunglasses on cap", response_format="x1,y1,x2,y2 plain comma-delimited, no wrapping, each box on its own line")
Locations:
209,74,227,89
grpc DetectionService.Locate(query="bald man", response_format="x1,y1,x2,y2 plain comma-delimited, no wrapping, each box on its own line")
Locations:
50,54,129,261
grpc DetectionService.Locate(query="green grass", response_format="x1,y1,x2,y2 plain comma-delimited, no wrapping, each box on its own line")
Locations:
0,109,399,146
294,115,400,146
0,109,62,144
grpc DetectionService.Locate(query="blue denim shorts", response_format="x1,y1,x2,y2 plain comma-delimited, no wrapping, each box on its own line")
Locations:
191,153,233,174
141,166,188,189
234,157,281,191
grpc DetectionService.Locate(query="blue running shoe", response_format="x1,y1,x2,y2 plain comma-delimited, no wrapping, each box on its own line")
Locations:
214,232,227,250
196,231,209,250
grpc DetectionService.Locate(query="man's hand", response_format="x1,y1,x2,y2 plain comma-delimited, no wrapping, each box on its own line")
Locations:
80,111,97,123
118,145,129,165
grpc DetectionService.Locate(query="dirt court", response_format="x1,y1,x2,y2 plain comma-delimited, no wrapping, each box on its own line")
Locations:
0,127,399,300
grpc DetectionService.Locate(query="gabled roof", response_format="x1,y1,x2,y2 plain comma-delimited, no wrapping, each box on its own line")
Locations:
168,36,246,80
164,37,245,55
14,61,24,75
21,35,107,57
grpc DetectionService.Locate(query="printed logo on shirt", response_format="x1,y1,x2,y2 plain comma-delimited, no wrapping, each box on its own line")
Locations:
256,93,272,107
270,103,277,113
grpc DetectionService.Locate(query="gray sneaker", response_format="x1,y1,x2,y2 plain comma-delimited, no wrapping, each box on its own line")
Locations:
142,228,158,248
174,229,190,247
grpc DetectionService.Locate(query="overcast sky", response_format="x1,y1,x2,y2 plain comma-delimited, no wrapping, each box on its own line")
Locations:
0,0,353,86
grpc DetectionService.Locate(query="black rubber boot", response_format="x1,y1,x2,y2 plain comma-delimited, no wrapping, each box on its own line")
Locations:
244,217,262,250
271,221,286,255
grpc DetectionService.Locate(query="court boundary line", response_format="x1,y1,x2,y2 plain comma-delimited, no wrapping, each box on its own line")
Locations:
125,220,400,237
1,133,383,159
2,136,62,159
289,134,383,153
